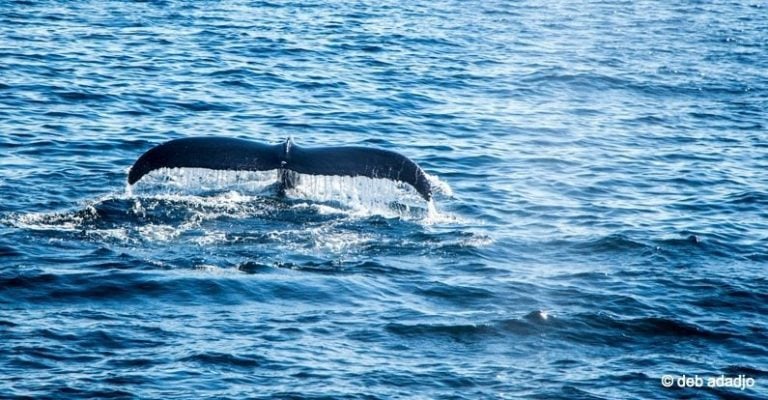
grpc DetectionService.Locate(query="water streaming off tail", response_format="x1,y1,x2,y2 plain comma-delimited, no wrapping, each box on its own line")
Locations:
126,167,450,218
6,168,453,245
288,173,425,212
127,168,279,197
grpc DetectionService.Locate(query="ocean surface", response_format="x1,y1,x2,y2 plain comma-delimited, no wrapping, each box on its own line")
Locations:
1,1,767,399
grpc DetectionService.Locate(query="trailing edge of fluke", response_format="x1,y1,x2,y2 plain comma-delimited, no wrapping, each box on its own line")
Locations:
127,137,433,201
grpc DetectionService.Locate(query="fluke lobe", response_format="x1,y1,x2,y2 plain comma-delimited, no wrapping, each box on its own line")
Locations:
128,137,433,201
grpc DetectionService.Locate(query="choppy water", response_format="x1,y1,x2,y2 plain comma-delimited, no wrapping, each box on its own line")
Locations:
1,1,767,399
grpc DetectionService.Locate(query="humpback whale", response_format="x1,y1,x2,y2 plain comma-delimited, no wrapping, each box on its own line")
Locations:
128,137,433,201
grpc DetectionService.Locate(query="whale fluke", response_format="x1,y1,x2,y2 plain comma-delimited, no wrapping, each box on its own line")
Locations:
128,137,433,201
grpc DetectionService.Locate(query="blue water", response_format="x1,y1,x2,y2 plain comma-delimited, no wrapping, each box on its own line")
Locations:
1,1,767,398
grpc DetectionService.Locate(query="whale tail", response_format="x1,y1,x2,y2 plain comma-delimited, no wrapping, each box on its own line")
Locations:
128,137,433,201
